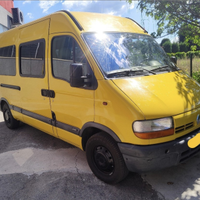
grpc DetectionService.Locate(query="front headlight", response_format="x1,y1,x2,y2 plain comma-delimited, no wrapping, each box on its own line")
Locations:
133,117,174,139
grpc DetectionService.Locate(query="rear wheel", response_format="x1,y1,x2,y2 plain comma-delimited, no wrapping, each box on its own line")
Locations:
86,132,129,184
2,103,19,129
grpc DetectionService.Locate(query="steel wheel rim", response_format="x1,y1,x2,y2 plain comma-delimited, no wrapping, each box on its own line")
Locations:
4,109,11,124
93,146,114,175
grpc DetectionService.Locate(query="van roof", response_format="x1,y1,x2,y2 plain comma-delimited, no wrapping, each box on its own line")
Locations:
64,11,147,34
0,11,147,39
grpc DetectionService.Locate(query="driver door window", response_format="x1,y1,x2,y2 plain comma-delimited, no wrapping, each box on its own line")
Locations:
52,36,91,83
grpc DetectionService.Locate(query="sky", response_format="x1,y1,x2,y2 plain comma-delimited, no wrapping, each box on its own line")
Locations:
14,0,177,44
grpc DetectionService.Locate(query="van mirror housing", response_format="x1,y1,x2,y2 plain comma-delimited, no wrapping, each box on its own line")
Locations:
70,63,84,87
170,56,177,65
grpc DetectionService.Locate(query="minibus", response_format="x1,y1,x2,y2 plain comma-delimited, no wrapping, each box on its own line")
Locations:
0,11,200,184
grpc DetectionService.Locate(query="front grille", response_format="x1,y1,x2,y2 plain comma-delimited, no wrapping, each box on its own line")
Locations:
175,122,194,134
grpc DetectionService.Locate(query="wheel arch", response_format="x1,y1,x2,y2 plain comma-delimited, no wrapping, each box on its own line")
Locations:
80,122,121,151
0,98,10,111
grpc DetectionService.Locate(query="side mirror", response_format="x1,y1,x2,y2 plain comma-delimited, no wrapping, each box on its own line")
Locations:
170,56,177,65
70,63,84,87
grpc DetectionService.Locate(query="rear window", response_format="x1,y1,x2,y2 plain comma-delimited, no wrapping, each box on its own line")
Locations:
20,39,45,78
0,45,16,76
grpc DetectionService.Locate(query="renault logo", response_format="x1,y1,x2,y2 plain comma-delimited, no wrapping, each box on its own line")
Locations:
197,114,200,125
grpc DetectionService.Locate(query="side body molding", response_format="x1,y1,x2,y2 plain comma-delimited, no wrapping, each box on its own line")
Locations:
80,122,121,142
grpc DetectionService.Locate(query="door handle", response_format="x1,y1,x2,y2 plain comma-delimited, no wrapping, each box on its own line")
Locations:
41,89,55,98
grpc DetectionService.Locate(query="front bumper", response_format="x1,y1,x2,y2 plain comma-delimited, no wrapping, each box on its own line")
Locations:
118,128,200,172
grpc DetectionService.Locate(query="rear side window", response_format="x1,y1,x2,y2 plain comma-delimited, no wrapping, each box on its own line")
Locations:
0,45,16,76
20,39,45,77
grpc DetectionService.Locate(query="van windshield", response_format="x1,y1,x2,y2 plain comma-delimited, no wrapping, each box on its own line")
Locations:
83,33,178,78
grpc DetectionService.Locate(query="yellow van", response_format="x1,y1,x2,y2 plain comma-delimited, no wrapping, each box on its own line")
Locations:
0,11,200,184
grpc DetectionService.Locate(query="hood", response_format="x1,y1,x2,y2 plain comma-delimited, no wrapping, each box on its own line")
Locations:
112,71,200,119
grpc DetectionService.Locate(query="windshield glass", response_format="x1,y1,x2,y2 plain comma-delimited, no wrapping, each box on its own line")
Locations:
83,33,177,77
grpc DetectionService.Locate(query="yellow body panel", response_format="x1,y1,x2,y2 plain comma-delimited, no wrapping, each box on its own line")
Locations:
0,11,199,150
94,79,145,143
113,71,200,118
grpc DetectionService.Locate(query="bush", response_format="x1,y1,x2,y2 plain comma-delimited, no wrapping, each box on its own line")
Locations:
163,41,172,53
186,51,198,58
192,71,200,83
167,52,186,59
194,51,200,58
175,52,186,59
172,42,180,53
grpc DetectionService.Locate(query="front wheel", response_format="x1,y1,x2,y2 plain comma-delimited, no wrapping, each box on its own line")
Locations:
2,103,19,129
86,132,129,184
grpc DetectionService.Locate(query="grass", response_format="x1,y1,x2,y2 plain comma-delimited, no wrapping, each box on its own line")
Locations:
177,57,200,74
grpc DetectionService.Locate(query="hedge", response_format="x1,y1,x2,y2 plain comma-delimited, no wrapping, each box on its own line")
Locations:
167,51,200,59
193,71,200,83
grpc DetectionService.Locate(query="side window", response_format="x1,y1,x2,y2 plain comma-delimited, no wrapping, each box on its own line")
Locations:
74,41,91,77
52,36,73,82
52,36,93,85
0,45,16,76
20,39,45,77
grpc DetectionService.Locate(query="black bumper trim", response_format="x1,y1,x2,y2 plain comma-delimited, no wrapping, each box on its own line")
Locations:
118,128,200,173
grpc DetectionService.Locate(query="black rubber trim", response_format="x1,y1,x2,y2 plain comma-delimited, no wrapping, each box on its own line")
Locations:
10,105,80,135
126,17,148,33
80,122,121,142
118,128,200,172
56,121,80,135
0,84,21,91
58,10,83,31
22,109,52,125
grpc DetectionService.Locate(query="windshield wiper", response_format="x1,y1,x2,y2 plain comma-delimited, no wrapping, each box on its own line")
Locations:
140,67,156,75
107,69,145,78
151,65,171,72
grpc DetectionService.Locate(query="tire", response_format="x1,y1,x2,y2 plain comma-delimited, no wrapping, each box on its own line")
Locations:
2,103,19,129
86,132,129,184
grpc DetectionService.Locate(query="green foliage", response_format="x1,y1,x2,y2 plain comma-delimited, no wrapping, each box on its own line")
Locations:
163,41,172,53
194,51,200,58
192,71,200,83
172,43,180,53
168,51,200,59
134,1,200,47
167,52,186,59
160,38,170,46
175,52,186,59
186,51,200,58
179,42,188,52
181,24,200,51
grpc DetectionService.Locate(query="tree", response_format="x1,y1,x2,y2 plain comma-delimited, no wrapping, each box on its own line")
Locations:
163,41,172,53
160,38,170,46
179,42,188,52
129,0,200,49
172,42,179,53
